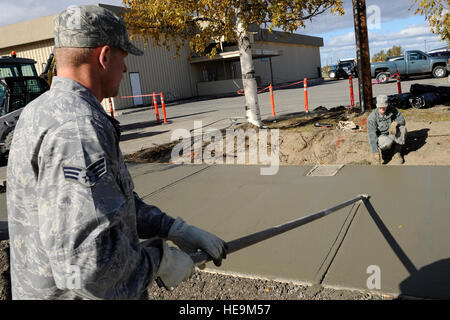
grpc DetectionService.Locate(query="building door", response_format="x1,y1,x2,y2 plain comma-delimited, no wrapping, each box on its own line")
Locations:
129,72,143,106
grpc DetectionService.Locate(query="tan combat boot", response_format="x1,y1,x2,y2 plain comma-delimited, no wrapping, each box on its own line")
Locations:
390,144,404,165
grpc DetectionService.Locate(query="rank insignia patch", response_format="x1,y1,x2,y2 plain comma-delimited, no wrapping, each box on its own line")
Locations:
62,158,107,187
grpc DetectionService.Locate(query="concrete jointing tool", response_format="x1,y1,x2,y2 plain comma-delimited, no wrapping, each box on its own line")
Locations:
190,194,370,266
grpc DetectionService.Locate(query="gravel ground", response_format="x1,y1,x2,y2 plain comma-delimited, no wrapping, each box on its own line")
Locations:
145,269,393,300
0,240,11,300
1,240,392,300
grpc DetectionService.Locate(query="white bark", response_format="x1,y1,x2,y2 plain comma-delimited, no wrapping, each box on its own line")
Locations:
236,14,262,127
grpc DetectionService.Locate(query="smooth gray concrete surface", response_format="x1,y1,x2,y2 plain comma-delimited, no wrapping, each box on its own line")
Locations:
0,167,5,184
321,166,450,298
1,163,449,298
145,165,358,284
138,164,450,298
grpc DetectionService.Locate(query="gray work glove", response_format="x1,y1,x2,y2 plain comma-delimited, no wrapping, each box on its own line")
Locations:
168,218,227,267
388,121,398,135
155,240,195,291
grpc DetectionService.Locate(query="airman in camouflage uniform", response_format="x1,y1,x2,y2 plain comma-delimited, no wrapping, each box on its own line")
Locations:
7,5,226,300
368,95,407,165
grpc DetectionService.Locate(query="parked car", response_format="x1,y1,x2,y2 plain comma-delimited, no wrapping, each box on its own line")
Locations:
386,56,404,62
370,50,449,83
427,47,450,59
328,59,357,79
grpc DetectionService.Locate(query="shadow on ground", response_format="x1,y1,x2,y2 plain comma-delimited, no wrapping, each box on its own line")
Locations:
166,110,218,121
120,130,169,142
399,259,450,299
380,128,430,163
363,198,449,299
120,120,162,131
0,222,8,241
404,128,429,156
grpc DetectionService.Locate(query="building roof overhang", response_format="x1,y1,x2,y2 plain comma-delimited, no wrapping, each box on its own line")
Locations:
189,49,281,64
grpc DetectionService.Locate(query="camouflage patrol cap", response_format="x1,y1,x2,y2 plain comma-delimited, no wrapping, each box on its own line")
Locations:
376,95,389,108
54,5,143,56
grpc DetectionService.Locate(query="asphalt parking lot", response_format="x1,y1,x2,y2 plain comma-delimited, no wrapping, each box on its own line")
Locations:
114,75,449,155
0,75,448,176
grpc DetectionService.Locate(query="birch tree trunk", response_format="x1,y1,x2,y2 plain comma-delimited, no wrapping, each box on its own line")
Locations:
236,13,262,127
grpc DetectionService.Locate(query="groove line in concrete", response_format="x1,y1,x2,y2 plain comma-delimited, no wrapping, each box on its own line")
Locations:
314,201,361,284
140,165,211,201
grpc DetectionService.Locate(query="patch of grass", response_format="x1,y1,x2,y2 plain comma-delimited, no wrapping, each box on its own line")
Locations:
262,110,349,132
400,106,450,122
124,141,177,163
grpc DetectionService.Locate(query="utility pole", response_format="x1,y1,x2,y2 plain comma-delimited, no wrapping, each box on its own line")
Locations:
353,0,373,113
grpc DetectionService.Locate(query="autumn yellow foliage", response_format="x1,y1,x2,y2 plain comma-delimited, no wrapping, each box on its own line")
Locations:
410,0,449,43
122,0,344,56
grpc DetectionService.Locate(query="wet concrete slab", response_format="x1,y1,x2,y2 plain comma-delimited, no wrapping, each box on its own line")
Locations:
321,166,450,298
141,164,450,298
127,162,210,199
0,163,449,298
145,165,360,284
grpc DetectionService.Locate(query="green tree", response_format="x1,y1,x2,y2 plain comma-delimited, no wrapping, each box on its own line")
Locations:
386,45,403,57
410,0,449,43
122,0,344,127
371,46,404,62
371,50,387,62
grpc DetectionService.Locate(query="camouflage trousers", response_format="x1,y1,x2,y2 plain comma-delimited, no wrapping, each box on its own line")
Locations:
378,126,407,151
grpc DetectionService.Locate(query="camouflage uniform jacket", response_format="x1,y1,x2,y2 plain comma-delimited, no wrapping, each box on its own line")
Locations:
367,107,406,153
7,76,174,299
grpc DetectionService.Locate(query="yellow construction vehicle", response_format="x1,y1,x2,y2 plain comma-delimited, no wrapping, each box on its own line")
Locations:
40,49,56,87
0,51,49,161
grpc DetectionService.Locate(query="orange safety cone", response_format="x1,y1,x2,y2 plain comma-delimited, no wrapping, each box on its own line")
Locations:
152,92,161,123
269,84,276,116
160,92,167,124
396,71,402,94
304,78,309,112
349,76,355,108
108,97,114,118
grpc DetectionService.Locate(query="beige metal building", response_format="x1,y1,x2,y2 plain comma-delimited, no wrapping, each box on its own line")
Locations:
0,3,324,111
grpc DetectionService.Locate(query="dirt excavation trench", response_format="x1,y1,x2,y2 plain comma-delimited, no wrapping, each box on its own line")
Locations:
126,105,450,166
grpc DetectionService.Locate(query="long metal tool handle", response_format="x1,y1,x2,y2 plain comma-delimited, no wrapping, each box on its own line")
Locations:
190,194,369,265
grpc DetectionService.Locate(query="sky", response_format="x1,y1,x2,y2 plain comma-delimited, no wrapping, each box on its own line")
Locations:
300,0,446,66
0,0,447,66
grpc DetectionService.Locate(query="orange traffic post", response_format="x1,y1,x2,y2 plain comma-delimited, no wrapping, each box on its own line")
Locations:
108,97,114,118
349,76,355,108
160,92,168,124
269,84,276,116
152,92,161,123
303,78,309,112
396,71,402,94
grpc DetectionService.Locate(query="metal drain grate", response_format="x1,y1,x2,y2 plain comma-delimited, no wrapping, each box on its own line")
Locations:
306,164,344,176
